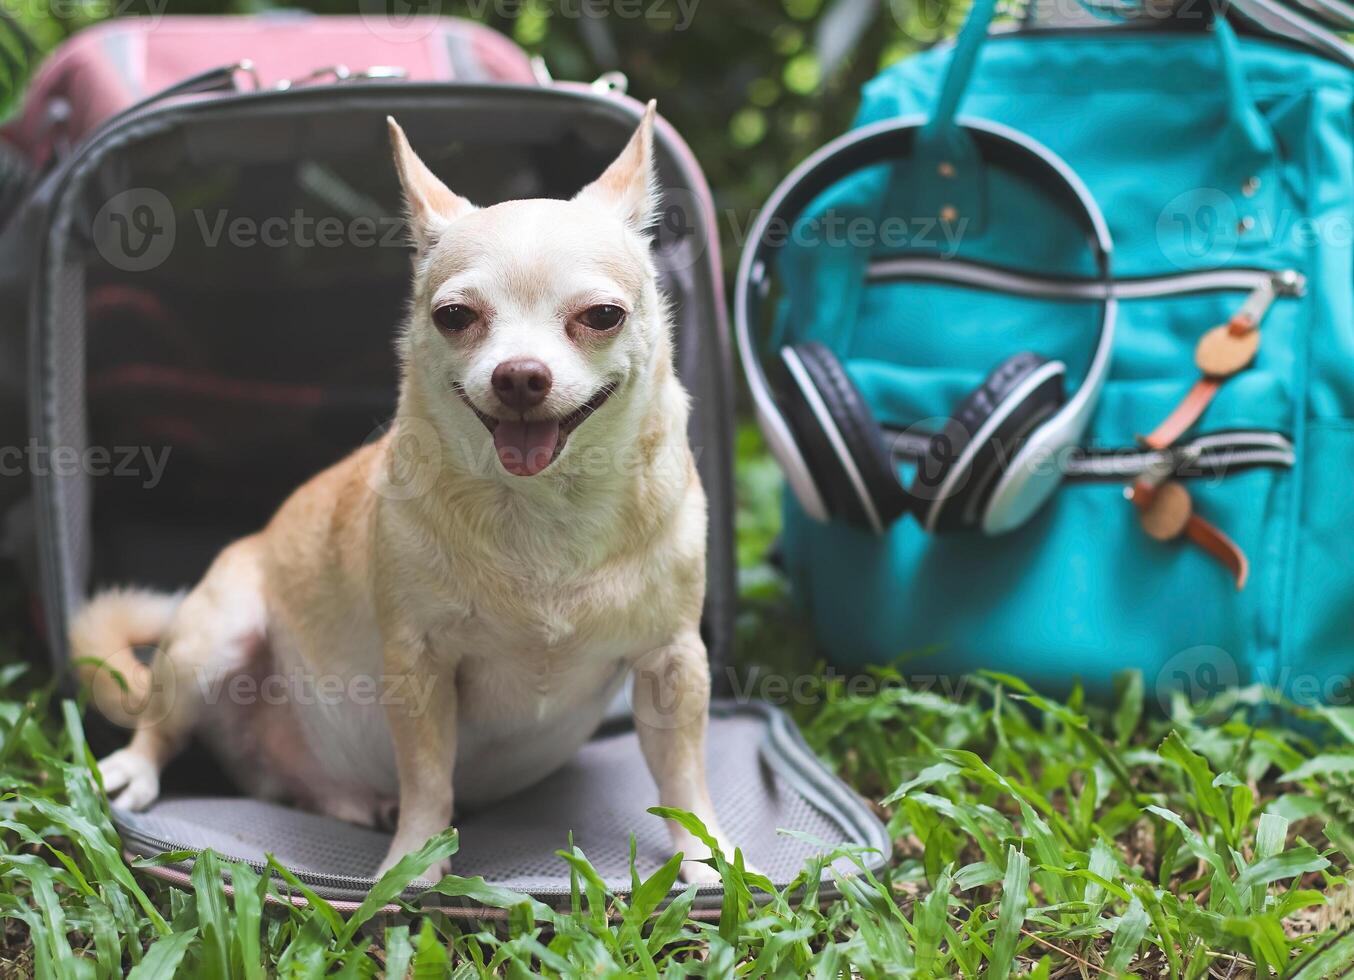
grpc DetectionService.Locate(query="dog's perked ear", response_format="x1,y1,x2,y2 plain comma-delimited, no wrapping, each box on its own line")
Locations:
387,116,475,251
574,100,659,233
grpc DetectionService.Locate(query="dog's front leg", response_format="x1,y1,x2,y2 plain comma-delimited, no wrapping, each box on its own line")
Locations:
376,632,457,879
632,633,733,884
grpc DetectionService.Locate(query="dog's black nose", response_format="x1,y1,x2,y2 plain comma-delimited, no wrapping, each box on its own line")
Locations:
491,358,553,411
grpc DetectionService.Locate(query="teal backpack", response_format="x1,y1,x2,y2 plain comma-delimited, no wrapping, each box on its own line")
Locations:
736,0,1354,705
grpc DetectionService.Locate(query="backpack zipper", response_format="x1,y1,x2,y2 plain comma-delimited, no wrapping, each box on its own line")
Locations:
982,18,1354,70
884,428,1295,482
865,256,1306,302
866,260,1302,481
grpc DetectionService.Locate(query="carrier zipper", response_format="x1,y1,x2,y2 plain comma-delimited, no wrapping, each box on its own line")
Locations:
865,256,1306,302
115,823,401,894
884,429,1295,482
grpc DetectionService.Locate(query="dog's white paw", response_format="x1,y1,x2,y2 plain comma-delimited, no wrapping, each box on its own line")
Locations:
676,849,762,885
319,795,397,830
98,749,160,811
713,839,763,879
679,856,724,885
375,838,451,882
422,856,453,882
673,828,764,886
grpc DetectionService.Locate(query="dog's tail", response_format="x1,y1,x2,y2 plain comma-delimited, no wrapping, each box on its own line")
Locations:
70,588,184,728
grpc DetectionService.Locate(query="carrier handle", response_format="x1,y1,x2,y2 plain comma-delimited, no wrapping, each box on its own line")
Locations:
920,0,1275,163
40,62,255,171
118,61,258,122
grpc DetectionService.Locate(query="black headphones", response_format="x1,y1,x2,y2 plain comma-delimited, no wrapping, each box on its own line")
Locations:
734,115,1117,536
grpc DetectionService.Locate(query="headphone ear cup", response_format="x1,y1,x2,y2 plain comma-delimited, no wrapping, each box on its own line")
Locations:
912,352,1066,534
778,343,911,533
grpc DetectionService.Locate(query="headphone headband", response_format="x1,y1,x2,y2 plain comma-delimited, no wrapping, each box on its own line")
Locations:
734,114,1117,534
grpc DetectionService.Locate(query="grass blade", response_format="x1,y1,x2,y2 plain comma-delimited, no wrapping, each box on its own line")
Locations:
126,928,199,980
227,860,266,980
985,846,1030,980
337,828,459,944
1159,731,1234,850
189,850,232,980
382,925,414,980
423,874,557,925
265,855,343,936
1103,897,1149,976
1287,927,1354,980
410,917,449,975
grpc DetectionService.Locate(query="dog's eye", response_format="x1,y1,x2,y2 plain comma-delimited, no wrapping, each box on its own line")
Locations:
578,304,626,332
433,304,477,333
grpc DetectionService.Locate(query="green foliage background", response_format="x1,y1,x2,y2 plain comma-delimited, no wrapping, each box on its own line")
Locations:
0,0,963,268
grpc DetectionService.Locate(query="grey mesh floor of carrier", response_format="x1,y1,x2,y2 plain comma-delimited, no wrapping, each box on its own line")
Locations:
113,702,890,911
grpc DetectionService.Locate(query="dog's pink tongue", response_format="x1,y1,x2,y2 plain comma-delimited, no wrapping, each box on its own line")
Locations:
493,419,560,476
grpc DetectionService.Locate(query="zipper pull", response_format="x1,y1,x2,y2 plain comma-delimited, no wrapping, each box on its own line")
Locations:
1272,268,1306,297
1228,276,1277,333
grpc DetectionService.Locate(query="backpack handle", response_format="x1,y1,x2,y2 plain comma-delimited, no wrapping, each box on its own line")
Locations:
924,0,1271,156
913,0,1276,237
919,0,999,154
1211,15,1276,161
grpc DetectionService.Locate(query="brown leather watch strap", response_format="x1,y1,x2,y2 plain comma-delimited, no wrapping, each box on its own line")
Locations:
1126,287,1277,587
1141,378,1221,450
1127,480,1249,589
1184,513,1249,590
1129,480,1191,540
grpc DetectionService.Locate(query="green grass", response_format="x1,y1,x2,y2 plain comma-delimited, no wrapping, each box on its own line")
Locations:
0,429,1351,976
1,654,1352,976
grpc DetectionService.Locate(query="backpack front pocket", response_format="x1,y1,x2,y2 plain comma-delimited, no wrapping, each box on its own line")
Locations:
780,431,1296,699
779,261,1306,696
